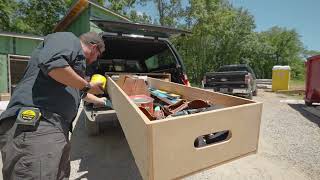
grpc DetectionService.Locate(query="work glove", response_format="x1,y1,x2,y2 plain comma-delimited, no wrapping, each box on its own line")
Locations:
104,98,113,108
96,97,112,108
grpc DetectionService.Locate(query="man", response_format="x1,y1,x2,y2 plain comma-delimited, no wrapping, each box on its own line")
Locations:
0,32,107,179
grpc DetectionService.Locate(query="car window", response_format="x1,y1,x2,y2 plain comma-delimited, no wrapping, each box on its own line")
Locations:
86,59,145,74
247,66,256,78
218,66,249,72
145,49,176,71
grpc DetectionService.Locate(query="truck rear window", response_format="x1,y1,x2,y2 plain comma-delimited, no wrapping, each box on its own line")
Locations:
218,66,249,72
145,48,177,71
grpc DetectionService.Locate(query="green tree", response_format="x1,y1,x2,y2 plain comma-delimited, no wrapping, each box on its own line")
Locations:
0,0,73,35
106,0,153,23
128,10,152,23
258,27,304,79
95,0,104,6
139,0,184,26
174,0,256,83
261,27,303,65
19,0,72,35
106,0,137,14
0,0,14,31
175,1,306,82
0,0,30,32
303,49,320,59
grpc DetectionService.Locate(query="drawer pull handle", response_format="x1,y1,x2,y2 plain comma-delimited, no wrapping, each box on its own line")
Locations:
194,130,231,148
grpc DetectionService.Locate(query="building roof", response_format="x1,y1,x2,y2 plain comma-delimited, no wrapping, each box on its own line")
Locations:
54,0,131,32
0,31,43,40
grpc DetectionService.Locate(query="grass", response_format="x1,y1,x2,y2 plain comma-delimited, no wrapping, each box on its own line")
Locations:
290,79,305,90
191,82,201,88
275,79,305,99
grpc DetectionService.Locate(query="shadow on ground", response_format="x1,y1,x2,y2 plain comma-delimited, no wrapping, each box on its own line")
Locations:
70,111,142,180
288,104,320,127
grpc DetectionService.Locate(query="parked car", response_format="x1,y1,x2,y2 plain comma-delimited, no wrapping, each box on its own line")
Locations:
84,20,191,135
202,64,257,99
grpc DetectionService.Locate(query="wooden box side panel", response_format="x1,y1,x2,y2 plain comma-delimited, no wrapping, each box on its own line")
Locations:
151,103,263,180
147,78,253,107
105,72,171,82
107,77,153,180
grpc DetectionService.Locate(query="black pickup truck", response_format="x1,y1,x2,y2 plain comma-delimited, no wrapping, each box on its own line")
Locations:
202,64,257,99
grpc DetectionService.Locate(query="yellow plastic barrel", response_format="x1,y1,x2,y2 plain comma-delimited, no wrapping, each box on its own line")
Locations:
90,74,107,90
272,65,291,91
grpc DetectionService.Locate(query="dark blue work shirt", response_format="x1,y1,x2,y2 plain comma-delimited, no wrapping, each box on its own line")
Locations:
0,32,86,124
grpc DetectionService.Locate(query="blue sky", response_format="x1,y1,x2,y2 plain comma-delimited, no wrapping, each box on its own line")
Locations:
135,0,320,51
231,0,320,51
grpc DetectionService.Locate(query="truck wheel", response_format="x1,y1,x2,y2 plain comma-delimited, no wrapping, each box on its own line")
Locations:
305,101,313,106
253,89,258,96
85,112,100,136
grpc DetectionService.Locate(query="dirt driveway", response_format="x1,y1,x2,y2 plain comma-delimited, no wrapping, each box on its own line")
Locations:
1,90,319,180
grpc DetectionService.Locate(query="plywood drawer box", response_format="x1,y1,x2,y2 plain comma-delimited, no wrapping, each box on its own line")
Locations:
106,76,263,180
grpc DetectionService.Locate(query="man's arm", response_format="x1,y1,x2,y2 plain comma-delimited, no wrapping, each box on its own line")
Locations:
83,93,106,106
48,66,104,95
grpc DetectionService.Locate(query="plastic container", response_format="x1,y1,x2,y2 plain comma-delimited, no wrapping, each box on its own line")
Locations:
90,74,107,89
129,95,154,114
272,65,291,91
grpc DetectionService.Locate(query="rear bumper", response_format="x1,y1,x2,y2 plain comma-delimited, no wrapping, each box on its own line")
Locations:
203,86,251,96
204,86,250,92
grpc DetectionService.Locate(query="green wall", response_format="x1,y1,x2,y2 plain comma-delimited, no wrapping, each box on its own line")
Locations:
89,22,103,33
0,54,8,93
0,35,42,93
16,38,41,55
66,8,90,37
65,3,130,36
89,4,129,21
0,36,14,54
88,5,131,33
0,36,41,56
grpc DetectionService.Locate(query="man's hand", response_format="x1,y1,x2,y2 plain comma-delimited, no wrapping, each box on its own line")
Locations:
83,94,112,108
88,82,104,95
95,97,107,107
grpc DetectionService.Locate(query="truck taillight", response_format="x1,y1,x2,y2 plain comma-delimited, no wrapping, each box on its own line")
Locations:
245,74,251,84
182,74,190,86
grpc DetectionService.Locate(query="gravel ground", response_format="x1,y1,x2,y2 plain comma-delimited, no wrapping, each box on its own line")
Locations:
185,90,320,180
0,90,319,180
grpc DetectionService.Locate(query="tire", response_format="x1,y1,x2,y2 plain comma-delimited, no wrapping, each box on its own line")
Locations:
305,101,313,106
253,89,258,96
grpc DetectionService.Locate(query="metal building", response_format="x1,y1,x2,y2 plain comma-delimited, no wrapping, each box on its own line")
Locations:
0,32,43,100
